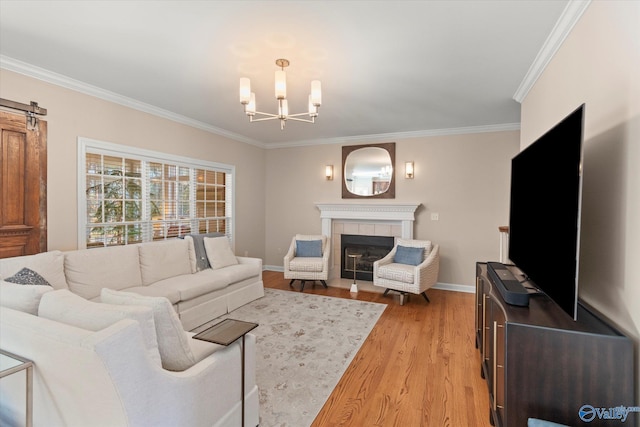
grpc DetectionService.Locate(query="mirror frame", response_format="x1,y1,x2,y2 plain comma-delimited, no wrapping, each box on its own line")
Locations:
342,142,396,199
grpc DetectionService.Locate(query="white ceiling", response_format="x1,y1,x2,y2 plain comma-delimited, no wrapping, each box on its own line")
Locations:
0,1,572,148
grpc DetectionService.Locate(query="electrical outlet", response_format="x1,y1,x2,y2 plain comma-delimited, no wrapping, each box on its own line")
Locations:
431,213,439,221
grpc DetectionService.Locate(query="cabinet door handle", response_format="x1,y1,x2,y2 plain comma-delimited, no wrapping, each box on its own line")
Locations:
482,296,488,361
493,320,498,412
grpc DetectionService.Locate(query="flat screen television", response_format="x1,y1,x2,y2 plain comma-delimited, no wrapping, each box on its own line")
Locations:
508,104,585,320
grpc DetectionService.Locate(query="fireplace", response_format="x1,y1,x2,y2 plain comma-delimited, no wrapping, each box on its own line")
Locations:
341,234,394,281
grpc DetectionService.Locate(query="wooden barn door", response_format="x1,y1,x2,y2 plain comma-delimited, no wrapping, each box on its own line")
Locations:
0,111,47,258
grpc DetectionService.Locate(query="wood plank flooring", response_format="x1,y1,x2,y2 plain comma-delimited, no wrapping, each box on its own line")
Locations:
262,270,492,427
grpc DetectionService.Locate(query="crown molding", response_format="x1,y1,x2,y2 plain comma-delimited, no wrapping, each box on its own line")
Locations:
513,0,592,103
0,55,266,148
265,122,521,149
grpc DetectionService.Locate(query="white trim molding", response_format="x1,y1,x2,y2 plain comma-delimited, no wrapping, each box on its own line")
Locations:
513,0,592,103
315,202,420,240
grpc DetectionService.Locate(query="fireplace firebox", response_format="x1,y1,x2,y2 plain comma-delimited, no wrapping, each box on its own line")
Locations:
341,234,394,281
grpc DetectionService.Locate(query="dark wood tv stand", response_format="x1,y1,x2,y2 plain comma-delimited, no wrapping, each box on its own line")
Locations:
475,262,635,426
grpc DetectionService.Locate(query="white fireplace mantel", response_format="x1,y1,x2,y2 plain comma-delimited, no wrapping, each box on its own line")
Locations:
315,203,421,239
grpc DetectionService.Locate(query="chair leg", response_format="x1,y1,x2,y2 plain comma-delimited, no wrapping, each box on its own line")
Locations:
289,279,296,287
399,292,406,306
421,291,430,303
383,289,391,297
320,280,328,288
300,280,306,292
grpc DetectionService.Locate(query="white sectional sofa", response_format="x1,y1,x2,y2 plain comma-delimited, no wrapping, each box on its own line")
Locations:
0,236,264,426
0,236,264,331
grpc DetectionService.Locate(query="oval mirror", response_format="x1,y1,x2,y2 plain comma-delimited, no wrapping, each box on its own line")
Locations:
342,143,395,199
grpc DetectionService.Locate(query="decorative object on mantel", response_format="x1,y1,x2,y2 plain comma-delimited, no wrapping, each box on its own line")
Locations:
405,161,415,179
239,59,321,130
325,165,334,181
342,142,396,199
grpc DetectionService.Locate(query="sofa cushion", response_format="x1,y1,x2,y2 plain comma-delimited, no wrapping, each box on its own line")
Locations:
65,245,143,300
0,250,67,290
138,240,192,286
203,236,238,270
39,289,161,366
205,263,261,287
0,280,53,315
376,263,416,283
119,286,181,304
101,289,196,371
151,272,229,302
288,257,324,273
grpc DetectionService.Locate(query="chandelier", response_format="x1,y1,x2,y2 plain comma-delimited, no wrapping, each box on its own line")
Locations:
239,59,322,130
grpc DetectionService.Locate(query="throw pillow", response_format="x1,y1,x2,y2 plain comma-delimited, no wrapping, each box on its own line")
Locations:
296,240,322,257
4,267,52,287
38,289,161,366
0,280,53,315
394,245,424,266
203,236,238,270
101,288,196,371
183,232,224,271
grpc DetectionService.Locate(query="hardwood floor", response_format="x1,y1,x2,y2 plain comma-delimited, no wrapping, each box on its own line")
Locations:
262,270,492,427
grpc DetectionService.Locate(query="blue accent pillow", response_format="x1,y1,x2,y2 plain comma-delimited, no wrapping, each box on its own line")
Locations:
296,240,322,257
394,245,424,266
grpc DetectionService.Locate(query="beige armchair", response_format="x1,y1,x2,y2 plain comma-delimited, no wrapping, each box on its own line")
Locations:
283,234,331,292
373,238,440,305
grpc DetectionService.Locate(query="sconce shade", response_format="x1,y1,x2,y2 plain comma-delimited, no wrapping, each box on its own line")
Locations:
325,165,334,180
405,161,415,179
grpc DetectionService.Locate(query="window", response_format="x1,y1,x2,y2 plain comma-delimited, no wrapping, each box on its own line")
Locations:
78,138,234,249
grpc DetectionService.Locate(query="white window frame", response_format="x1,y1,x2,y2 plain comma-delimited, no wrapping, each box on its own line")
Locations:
77,137,235,249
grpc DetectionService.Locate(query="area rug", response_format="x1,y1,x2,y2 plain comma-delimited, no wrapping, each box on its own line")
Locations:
209,288,386,427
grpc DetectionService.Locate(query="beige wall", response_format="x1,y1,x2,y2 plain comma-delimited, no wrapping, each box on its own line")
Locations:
264,131,520,287
0,69,266,258
520,1,640,396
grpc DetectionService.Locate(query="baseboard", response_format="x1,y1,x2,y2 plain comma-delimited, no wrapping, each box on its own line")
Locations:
432,282,475,294
263,265,474,294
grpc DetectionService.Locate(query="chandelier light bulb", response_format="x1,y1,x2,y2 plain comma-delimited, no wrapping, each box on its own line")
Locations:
279,99,289,118
308,95,318,117
246,93,256,116
239,78,251,104
311,80,322,106
274,70,287,100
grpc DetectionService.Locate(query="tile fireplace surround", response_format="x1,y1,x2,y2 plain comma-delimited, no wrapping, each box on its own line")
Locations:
315,203,420,281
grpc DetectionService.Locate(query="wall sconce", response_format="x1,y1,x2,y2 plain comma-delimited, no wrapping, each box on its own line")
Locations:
325,165,334,181
405,161,415,179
